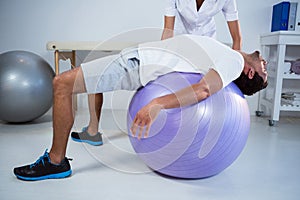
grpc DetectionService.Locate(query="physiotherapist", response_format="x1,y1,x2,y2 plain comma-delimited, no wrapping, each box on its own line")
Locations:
161,0,242,50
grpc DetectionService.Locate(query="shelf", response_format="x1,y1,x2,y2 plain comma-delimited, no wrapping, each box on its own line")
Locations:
260,98,300,112
280,104,300,111
261,31,300,45
283,73,300,79
268,71,300,80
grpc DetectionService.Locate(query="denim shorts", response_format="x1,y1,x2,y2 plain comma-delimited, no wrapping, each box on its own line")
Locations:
81,48,142,94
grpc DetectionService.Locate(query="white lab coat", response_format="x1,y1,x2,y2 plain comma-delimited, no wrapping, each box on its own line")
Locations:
165,0,239,38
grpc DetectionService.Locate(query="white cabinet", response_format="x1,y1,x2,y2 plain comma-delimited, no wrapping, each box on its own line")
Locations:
257,31,300,126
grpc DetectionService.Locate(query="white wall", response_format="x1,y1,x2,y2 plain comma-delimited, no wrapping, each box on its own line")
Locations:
0,0,284,114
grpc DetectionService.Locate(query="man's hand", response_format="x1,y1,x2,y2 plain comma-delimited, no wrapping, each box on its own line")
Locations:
130,70,222,140
130,101,163,140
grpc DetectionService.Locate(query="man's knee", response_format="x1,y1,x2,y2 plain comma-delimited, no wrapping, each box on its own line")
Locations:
53,67,85,95
53,74,72,95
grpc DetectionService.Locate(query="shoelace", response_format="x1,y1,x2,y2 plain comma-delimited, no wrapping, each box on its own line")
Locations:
30,149,49,168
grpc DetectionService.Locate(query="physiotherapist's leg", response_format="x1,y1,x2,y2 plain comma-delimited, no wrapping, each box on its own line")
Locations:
50,67,88,164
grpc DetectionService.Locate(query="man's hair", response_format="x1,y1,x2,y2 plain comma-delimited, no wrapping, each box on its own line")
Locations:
233,72,268,95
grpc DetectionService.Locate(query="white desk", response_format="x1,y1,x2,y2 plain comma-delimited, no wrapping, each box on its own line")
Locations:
46,41,139,75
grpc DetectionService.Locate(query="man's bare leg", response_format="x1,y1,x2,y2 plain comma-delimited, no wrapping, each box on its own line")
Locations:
49,67,90,164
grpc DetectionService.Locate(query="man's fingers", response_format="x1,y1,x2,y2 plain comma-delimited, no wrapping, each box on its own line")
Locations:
144,124,151,138
131,118,140,137
130,113,153,139
138,122,145,140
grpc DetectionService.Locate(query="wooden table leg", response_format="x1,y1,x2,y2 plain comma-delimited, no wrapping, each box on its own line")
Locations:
54,50,59,75
71,50,76,68
70,50,77,110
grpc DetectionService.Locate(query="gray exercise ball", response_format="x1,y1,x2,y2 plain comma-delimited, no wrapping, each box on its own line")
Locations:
0,50,55,123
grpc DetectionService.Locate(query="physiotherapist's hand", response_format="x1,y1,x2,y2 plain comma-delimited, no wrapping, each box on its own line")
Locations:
130,101,163,140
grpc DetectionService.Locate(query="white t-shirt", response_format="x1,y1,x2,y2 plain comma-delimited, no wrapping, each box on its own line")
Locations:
165,0,239,38
138,34,244,88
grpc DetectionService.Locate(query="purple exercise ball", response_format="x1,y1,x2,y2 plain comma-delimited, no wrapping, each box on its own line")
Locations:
127,72,250,179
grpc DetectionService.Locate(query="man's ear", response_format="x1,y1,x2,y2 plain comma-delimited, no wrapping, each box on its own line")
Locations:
247,67,255,79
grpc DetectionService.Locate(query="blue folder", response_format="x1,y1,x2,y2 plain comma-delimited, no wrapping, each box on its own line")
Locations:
271,1,290,32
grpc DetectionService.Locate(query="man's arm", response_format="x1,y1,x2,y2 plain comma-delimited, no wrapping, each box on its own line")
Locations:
131,69,223,139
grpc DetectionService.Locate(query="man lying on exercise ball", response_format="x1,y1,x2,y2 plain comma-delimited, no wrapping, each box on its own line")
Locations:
13,34,268,181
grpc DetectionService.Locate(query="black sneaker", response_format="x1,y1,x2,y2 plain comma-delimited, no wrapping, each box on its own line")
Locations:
71,127,103,146
13,150,72,181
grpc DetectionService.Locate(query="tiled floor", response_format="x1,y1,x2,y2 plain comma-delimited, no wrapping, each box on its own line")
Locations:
1,109,300,200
